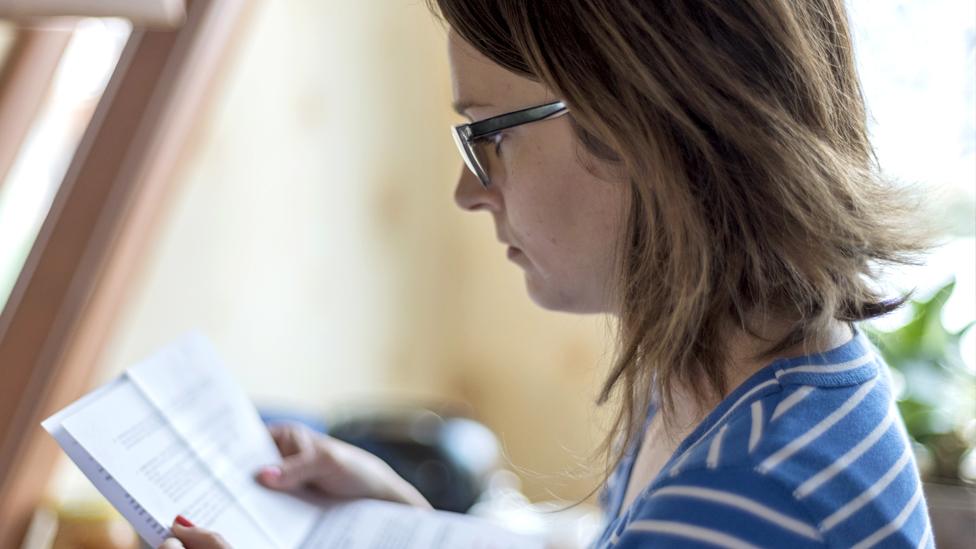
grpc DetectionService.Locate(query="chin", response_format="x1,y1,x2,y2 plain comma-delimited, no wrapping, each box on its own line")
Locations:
524,276,602,314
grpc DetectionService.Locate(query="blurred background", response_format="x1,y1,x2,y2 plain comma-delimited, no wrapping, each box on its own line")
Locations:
0,1,972,548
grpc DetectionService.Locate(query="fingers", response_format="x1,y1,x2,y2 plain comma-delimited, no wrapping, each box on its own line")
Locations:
171,522,232,549
159,539,184,549
267,423,292,446
257,448,322,490
267,423,294,455
262,423,332,490
268,422,313,457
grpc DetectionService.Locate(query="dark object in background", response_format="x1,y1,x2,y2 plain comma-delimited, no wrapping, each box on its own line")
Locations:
328,408,501,513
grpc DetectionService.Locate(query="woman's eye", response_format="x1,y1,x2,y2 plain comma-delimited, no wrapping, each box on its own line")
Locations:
474,133,505,159
488,133,504,154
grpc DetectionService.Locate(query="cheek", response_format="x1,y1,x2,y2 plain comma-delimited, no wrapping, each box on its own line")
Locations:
498,121,628,312
508,161,626,294
516,194,624,313
504,138,578,242
504,171,574,265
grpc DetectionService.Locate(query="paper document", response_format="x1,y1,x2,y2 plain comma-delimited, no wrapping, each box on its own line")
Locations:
43,333,544,549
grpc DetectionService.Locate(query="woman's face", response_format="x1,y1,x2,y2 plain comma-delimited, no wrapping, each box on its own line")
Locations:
448,33,629,314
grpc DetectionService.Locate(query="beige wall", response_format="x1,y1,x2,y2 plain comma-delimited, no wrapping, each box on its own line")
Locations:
93,0,612,503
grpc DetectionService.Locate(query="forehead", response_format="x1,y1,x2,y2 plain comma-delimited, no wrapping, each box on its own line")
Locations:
447,32,548,111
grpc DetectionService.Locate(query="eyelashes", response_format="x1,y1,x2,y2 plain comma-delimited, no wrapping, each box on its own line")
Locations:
490,132,504,154
477,132,505,155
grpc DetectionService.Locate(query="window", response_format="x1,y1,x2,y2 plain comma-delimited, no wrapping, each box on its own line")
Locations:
0,17,130,311
851,0,976,369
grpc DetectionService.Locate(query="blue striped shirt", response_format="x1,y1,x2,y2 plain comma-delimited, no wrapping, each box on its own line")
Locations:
595,327,934,548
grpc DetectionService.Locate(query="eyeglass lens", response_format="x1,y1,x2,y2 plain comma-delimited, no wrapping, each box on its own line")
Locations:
474,138,502,187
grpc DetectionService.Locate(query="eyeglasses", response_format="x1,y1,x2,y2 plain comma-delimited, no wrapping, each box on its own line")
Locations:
451,100,568,188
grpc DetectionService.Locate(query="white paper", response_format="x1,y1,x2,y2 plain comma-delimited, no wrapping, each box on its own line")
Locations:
43,379,172,548
124,333,321,548
297,498,547,549
44,333,545,549
59,377,277,547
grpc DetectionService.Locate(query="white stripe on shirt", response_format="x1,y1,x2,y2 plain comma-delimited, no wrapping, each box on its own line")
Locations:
652,485,823,541
794,407,895,499
775,353,876,379
758,377,879,474
706,424,728,469
771,386,815,420
748,401,763,453
820,445,913,531
916,512,933,549
850,482,924,549
670,379,779,476
623,519,762,549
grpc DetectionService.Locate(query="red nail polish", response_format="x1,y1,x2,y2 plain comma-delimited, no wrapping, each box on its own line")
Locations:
175,514,195,527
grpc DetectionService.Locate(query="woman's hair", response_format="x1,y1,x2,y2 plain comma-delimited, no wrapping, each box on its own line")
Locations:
428,0,931,490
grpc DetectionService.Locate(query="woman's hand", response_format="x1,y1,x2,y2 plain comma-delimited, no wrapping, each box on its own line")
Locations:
157,423,429,549
158,516,231,549
257,422,432,509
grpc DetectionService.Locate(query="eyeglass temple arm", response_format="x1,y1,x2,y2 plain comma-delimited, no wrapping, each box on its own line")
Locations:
467,101,567,139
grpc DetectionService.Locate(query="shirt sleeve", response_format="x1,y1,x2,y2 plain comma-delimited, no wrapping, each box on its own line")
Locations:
610,467,827,548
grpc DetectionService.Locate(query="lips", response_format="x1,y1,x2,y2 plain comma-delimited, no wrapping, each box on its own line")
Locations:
497,231,524,261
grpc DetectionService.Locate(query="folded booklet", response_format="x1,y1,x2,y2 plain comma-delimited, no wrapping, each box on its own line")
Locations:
43,333,544,549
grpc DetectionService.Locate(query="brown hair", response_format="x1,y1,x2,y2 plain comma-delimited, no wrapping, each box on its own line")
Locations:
428,0,931,489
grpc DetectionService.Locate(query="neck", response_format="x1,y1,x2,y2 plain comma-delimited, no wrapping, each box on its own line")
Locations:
660,316,853,445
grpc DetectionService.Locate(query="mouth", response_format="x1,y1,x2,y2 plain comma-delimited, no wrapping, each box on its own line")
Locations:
506,246,524,260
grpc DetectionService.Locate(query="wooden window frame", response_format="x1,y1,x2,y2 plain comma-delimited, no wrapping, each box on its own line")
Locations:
0,0,251,545
0,0,186,28
0,24,74,191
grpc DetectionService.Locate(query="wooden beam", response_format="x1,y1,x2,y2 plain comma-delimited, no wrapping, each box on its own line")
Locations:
0,0,250,545
0,25,73,193
0,0,186,28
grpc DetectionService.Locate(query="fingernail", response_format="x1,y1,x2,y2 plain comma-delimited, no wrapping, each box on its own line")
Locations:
260,465,282,482
175,514,195,527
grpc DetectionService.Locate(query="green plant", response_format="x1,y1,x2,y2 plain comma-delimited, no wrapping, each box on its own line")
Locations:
865,279,976,484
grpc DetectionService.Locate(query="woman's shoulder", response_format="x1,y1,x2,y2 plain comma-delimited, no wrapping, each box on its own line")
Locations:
601,335,933,548
660,330,894,479
610,428,929,548
605,465,827,548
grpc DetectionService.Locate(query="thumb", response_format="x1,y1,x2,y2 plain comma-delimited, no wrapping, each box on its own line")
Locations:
258,453,319,490
171,520,230,549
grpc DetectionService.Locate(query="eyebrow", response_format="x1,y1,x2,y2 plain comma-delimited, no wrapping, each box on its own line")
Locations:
452,99,492,116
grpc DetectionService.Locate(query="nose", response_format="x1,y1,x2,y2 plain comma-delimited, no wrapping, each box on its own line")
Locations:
454,166,501,212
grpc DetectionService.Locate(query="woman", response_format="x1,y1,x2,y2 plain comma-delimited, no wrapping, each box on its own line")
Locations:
163,1,934,547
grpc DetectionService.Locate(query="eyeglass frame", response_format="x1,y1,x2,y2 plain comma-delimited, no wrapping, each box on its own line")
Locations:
451,100,568,188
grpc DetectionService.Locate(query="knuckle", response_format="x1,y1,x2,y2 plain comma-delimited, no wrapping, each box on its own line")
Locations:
313,440,339,466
